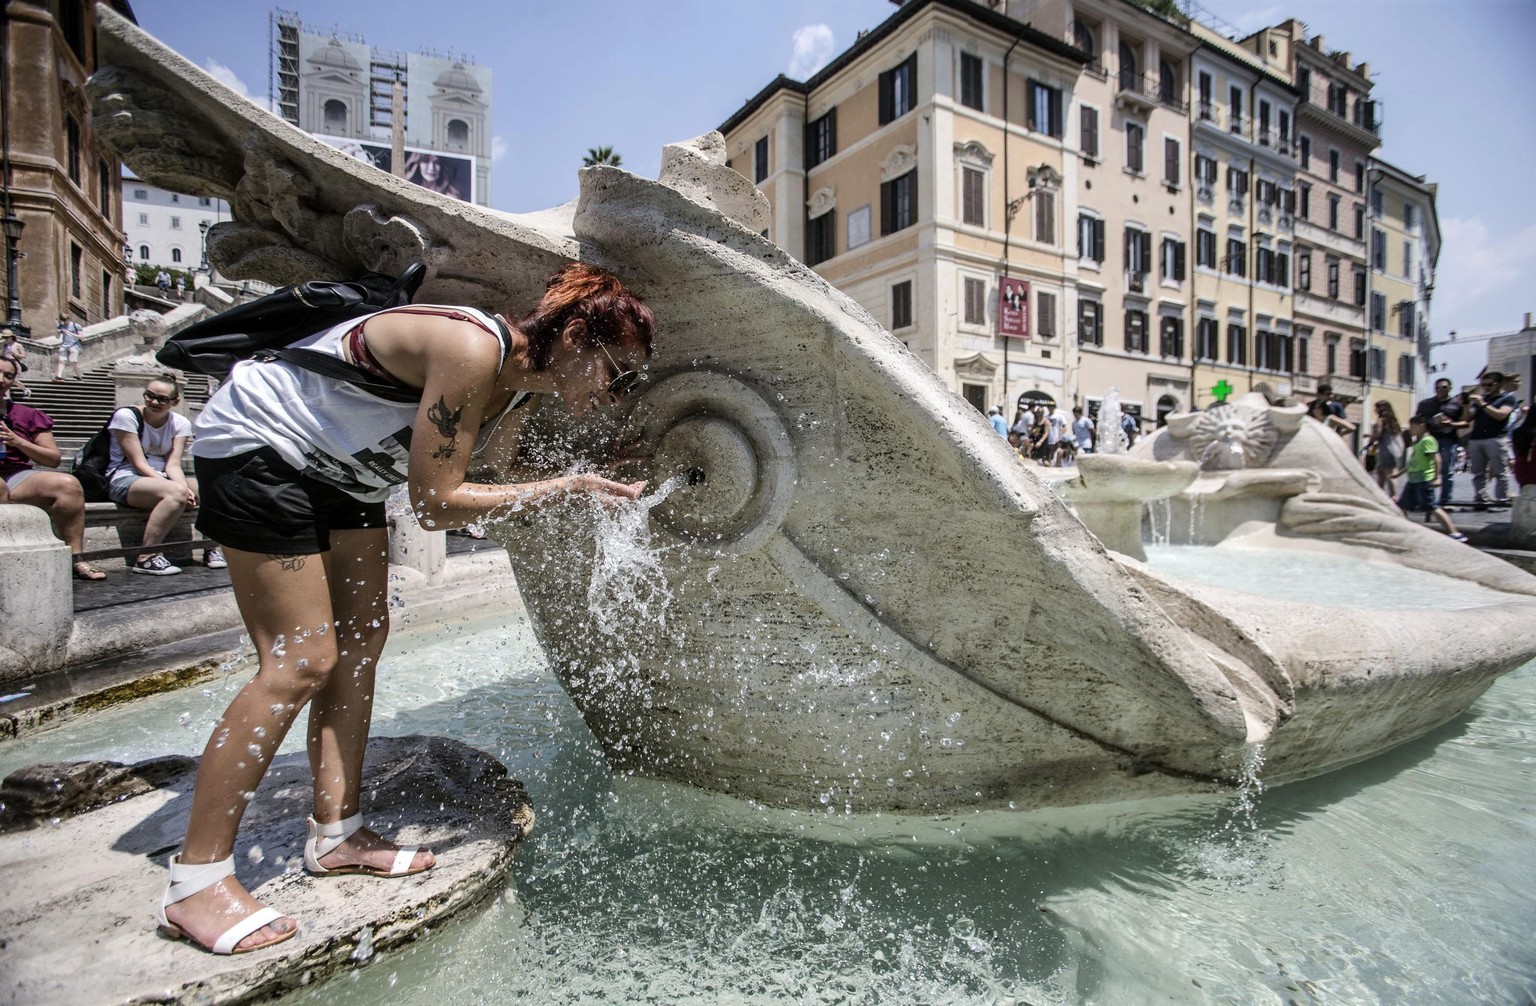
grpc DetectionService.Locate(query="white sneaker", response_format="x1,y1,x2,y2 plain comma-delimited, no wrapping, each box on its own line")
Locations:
132,554,182,576
203,548,227,569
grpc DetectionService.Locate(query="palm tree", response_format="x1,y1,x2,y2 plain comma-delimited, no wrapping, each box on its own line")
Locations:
583,146,623,167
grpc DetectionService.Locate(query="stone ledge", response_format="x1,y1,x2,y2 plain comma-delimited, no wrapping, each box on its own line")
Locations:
0,734,533,1005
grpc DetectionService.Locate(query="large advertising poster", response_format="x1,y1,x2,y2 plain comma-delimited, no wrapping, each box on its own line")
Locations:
999,276,1031,338
315,135,476,203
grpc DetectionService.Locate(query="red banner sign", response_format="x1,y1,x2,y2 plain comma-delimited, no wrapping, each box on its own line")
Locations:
998,277,1030,339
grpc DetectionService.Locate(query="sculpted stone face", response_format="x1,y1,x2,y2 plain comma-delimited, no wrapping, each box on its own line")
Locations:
90,10,1536,813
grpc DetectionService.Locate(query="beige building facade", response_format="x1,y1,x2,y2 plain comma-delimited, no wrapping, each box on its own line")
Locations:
1261,22,1379,421
1010,0,1199,427
720,1,1438,436
721,0,1087,418
1185,25,1298,412
1367,158,1439,425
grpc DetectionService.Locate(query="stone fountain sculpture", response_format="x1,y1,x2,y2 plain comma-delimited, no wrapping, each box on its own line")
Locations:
89,9,1536,814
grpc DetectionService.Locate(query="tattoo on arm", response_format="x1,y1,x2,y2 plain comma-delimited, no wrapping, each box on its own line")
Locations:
428,396,465,461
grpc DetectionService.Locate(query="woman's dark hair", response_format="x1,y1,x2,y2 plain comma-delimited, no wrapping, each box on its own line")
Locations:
517,263,655,370
1308,397,1331,419
1374,401,1401,436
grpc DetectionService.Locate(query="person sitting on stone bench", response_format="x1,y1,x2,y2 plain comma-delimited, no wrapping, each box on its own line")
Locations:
0,355,106,580
107,374,223,574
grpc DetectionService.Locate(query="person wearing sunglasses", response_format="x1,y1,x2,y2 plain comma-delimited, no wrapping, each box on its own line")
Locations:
157,263,654,956
106,376,222,575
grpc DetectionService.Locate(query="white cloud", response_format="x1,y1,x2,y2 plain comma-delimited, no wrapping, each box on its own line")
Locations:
788,24,835,80
491,136,509,163
203,59,251,98
202,59,277,113
1436,215,1536,326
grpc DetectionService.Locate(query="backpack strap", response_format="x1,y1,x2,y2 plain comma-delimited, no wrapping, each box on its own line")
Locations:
110,405,145,436
263,305,513,404
263,348,422,403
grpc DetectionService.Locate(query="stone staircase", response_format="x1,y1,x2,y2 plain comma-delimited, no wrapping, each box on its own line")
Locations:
23,365,214,448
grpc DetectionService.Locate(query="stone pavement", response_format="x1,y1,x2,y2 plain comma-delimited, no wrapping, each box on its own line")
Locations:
0,734,534,1006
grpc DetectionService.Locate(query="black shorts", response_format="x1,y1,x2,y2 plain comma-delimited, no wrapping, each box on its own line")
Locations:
194,447,387,555
1398,479,1436,514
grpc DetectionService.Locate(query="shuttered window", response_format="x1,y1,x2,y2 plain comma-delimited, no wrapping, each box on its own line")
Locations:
963,277,987,325
961,167,984,226
959,52,983,111
879,54,918,124
806,109,836,169
1037,291,1057,338
881,169,917,234
1027,80,1063,137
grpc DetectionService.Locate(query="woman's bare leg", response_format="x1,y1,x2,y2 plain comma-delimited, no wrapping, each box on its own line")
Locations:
163,545,340,950
307,528,434,873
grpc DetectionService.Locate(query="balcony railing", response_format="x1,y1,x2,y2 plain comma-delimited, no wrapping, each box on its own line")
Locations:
1116,72,1185,114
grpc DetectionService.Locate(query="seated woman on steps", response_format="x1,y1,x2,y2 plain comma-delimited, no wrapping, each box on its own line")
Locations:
0,355,107,581
158,263,655,955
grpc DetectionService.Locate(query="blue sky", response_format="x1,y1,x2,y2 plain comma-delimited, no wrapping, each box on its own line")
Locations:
133,0,1535,388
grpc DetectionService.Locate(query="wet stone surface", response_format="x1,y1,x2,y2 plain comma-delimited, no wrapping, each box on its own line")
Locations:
0,734,533,1005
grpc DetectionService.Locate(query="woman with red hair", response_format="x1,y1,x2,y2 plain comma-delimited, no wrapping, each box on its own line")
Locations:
159,263,655,955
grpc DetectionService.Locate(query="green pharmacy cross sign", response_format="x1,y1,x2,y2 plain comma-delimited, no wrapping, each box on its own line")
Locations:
1211,379,1234,402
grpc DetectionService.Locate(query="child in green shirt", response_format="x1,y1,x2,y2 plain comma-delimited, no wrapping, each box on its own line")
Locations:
1400,414,1467,541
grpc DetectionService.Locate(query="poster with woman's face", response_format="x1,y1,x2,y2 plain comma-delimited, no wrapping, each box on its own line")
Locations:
316,136,476,203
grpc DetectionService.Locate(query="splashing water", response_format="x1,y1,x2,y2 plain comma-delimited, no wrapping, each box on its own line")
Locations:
1096,387,1130,454
1144,497,1171,547
1182,743,1271,885
586,477,682,640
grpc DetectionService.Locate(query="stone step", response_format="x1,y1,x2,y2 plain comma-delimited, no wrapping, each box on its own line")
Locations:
0,735,533,1005
20,367,214,442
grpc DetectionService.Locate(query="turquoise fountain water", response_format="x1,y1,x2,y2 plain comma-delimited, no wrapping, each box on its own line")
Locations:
2,544,1533,1003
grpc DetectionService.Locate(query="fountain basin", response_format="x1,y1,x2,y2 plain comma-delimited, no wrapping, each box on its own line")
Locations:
87,9,1536,814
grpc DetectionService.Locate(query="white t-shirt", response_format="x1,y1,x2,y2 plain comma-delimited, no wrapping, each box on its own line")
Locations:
192,306,512,502
108,407,192,476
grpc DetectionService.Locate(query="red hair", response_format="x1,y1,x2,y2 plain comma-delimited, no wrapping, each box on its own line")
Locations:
518,263,655,370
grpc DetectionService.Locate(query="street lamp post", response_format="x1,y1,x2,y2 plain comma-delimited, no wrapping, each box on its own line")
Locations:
1,212,24,333
198,218,209,272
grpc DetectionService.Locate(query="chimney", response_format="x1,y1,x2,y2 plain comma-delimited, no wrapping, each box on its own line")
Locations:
1356,61,1369,77
1525,312,1533,331
1311,34,1324,51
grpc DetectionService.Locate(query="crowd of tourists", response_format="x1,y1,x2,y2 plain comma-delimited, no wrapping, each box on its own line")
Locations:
989,402,1102,467
1354,372,1531,525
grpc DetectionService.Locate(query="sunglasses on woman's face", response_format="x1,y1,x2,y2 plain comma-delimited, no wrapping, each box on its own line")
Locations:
597,343,640,398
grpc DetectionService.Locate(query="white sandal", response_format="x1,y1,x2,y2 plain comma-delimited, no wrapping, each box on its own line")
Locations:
158,854,296,955
303,813,429,878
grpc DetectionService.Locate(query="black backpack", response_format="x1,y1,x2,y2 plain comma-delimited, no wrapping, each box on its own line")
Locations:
155,262,428,401
72,406,143,503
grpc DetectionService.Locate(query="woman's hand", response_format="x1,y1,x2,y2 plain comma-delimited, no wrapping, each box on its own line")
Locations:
571,472,647,505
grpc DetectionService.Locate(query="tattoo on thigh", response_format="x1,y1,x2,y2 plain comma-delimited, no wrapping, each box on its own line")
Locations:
271,554,306,571
428,395,464,461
